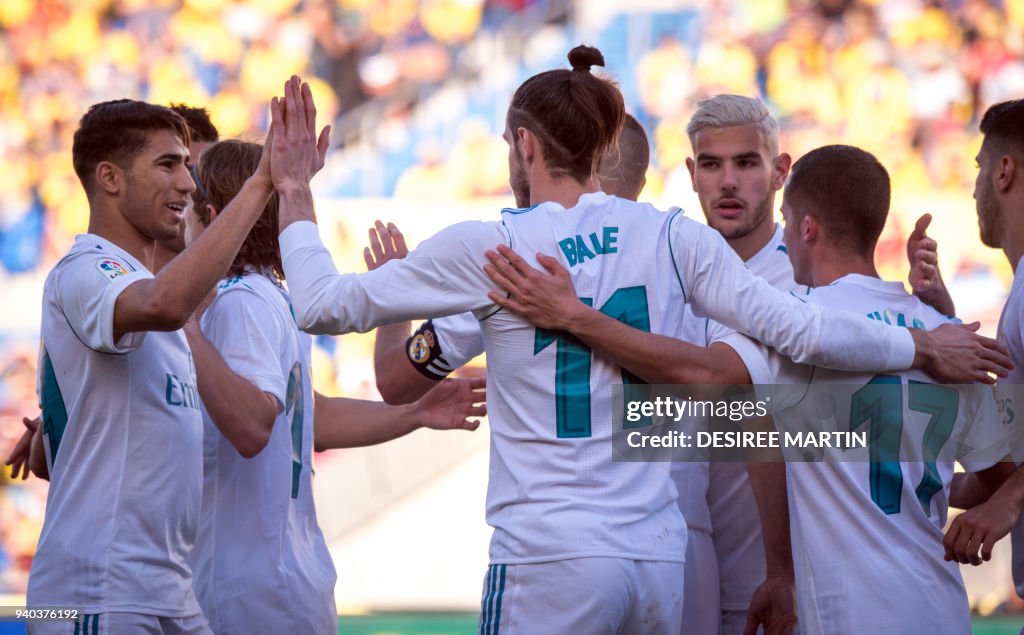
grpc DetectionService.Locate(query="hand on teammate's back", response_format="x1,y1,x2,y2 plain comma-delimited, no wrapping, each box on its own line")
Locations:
912,322,1012,384
483,244,583,331
412,376,487,432
363,220,408,270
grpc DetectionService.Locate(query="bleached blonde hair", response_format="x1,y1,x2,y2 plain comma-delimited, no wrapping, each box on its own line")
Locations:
686,94,779,158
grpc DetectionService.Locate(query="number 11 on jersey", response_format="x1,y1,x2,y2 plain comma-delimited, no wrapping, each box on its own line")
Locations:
533,286,651,438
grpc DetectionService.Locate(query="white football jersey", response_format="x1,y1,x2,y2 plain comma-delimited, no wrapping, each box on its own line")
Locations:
281,191,917,564
721,274,1006,635
189,271,336,633
29,234,203,616
997,256,1024,598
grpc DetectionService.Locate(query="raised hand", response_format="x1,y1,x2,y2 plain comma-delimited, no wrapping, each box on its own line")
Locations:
270,76,331,194
413,376,487,431
907,213,955,316
483,244,584,331
364,220,409,271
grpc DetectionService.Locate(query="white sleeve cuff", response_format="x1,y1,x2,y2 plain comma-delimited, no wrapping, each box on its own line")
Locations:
279,220,323,261
889,327,917,371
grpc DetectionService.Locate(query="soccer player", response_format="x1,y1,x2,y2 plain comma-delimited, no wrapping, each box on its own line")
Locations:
716,144,1013,634
28,77,325,634
182,139,484,634
275,50,1006,634
152,104,221,273
371,113,652,405
482,94,985,633
677,94,796,634
684,95,958,635
940,99,1024,603
6,104,219,485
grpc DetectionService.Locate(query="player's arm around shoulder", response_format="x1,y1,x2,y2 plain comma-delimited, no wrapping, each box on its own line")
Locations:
483,237,749,385
186,288,283,458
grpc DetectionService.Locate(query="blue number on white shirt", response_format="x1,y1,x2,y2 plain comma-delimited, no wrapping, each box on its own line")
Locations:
850,375,958,515
534,286,651,438
285,362,303,498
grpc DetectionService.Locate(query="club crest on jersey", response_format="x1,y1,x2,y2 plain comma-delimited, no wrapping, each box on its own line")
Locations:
96,259,129,281
408,333,432,363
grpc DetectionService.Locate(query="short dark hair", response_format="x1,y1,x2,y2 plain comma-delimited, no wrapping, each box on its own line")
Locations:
979,99,1024,159
169,103,220,144
193,140,282,279
785,144,890,255
72,99,190,194
598,114,649,200
508,45,625,184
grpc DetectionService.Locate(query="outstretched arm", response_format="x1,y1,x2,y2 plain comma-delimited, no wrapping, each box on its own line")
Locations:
114,76,329,343
281,217,508,335
484,217,1010,384
313,377,486,450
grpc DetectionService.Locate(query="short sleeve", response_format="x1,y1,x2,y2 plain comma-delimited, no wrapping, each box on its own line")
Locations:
714,331,814,410
54,252,152,354
956,385,1010,473
201,289,288,408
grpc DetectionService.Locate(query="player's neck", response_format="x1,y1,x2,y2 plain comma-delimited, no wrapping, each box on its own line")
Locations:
87,204,156,270
810,254,878,287
727,218,775,262
152,242,179,274
530,173,601,209
1001,199,1024,271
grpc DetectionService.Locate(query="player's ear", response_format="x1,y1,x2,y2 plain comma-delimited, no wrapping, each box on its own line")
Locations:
95,161,122,196
801,213,819,244
685,157,696,191
772,153,792,191
998,154,1017,192
517,127,536,164
206,204,219,224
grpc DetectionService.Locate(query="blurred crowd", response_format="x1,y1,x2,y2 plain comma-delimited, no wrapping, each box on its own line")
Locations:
1,0,1024,614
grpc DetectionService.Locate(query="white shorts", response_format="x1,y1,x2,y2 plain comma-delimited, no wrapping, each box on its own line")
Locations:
28,612,211,635
477,557,683,635
682,528,719,635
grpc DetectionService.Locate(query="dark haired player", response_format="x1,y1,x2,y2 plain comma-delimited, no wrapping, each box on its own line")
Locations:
28,78,326,634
